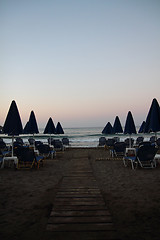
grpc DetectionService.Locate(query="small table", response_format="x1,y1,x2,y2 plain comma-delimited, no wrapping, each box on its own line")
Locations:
154,154,160,165
1,156,18,169
125,148,136,156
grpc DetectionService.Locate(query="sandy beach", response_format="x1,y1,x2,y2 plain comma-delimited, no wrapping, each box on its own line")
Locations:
0,148,160,240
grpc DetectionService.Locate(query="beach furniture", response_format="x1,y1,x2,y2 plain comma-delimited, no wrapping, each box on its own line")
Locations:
28,138,35,145
0,139,10,156
98,137,107,146
15,137,24,145
36,143,55,159
135,136,144,146
15,146,43,169
156,138,160,149
124,138,134,148
62,137,69,145
123,144,158,169
111,142,126,157
52,139,64,151
150,136,156,144
106,138,115,147
0,156,3,167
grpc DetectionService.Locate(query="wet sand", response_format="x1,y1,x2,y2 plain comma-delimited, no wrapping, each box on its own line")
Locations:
0,148,160,240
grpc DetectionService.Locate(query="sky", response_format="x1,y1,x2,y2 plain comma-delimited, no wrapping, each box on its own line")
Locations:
1,0,160,128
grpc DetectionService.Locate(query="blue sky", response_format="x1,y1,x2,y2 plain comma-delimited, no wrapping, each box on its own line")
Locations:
1,0,160,128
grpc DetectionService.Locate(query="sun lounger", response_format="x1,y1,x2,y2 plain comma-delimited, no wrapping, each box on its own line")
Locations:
123,144,158,169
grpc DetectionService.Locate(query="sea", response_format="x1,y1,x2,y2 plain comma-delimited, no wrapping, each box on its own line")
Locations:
1,127,159,148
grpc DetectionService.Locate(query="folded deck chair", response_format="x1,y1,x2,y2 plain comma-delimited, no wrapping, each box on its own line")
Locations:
123,144,158,169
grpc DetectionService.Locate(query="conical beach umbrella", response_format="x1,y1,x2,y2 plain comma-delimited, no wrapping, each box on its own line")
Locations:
113,116,123,134
144,98,160,139
124,111,137,147
102,122,113,134
138,121,146,133
24,111,39,148
44,117,56,145
55,122,64,134
3,100,23,156
27,111,39,134
23,121,30,134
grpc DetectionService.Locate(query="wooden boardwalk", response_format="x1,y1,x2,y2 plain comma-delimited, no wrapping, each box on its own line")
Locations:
46,156,120,240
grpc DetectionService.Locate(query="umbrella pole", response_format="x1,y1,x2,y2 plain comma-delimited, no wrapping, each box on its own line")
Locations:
50,134,52,147
33,133,35,150
155,132,157,142
11,135,14,157
129,134,131,148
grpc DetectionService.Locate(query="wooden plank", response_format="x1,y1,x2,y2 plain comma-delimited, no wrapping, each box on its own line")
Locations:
54,201,105,206
48,216,112,224
50,210,111,217
53,205,109,211
46,222,114,232
54,197,104,201
56,193,102,197
45,231,118,240
58,187,100,191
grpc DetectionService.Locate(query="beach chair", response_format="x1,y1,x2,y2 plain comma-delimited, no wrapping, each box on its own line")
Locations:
111,142,126,157
123,144,158,169
0,139,11,156
15,147,43,169
0,150,3,167
62,137,69,146
135,136,144,146
16,147,37,169
36,143,55,159
52,140,64,151
156,138,160,148
28,138,35,146
124,138,134,147
98,137,107,146
136,144,158,168
15,137,24,145
150,136,156,144
105,138,116,155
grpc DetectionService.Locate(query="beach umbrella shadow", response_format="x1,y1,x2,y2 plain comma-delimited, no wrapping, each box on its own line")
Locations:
3,100,23,156
124,111,137,147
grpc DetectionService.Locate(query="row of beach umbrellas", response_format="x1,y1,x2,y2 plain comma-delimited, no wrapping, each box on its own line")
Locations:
23,112,64,135
102,98,160,145
2,100,64,156
102,111,137,135
2,98,160,154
